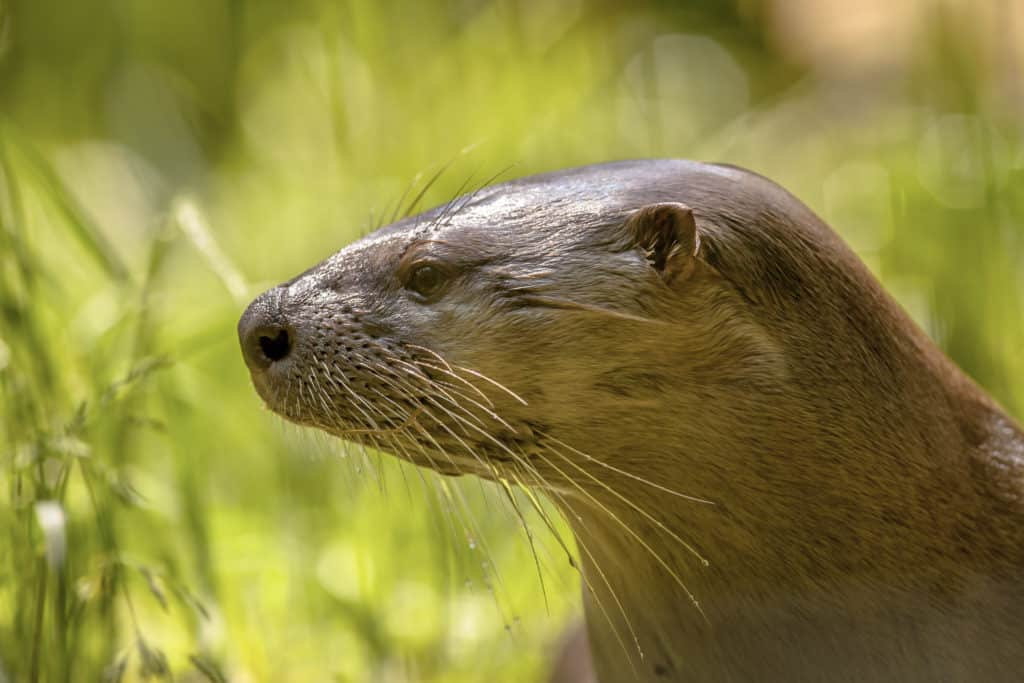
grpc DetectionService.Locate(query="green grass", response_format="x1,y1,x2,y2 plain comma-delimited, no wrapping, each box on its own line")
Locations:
0,119,579,681
1,1,1022,681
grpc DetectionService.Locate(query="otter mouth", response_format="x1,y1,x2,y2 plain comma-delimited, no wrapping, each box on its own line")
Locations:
307,392,541,481
292,389,539,480
240,314,537,480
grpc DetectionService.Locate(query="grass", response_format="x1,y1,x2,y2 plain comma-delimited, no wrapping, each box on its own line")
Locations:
1,1,1022,681
0,119,580,681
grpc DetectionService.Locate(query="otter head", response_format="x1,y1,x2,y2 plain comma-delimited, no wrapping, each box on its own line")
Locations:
238,162,784,491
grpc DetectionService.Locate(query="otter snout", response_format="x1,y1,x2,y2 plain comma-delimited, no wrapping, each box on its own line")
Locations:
238,286,295,372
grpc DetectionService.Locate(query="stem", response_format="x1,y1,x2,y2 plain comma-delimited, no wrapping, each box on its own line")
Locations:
29,557,48,683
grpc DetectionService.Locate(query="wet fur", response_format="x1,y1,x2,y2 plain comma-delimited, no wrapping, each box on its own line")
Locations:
240,160,1024,682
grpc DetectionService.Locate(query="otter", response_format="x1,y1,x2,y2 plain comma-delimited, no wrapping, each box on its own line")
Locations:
238,160,1024,682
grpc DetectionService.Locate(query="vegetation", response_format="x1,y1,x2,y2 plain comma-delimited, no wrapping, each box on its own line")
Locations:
1,1,1021,681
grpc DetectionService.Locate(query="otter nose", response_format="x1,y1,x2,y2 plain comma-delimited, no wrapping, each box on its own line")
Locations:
238,287,294,371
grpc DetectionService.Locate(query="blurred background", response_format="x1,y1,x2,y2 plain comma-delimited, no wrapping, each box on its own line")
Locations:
1,0,1022,680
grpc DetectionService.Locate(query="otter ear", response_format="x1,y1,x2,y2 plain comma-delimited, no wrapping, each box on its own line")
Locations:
625,202,700,282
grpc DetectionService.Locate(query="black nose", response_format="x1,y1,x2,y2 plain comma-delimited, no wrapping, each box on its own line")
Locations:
238,287,295,371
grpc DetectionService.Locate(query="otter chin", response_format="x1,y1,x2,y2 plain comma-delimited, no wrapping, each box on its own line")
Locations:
239,160,1024,682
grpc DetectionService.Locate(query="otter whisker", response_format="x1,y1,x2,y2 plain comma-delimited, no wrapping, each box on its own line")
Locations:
434,408,648,672
408,359,496,409
435,475,518,626
532,446,707,619
380,373,523,479
498,476,550,614
388,171,423,226
429,170,480,231
380,423,459,484
391,420,503,602
385,358,487,417
398,416,521,620
305,370,375,475
416,393,526,465
502,473,574,580
319,342,651,663
402,344,455,373
312,369,387,475
368,376,524,509
390,445,417,505
296,377,313,421
505,460,645,672
311,374,380,481
316,361,396,470
405,369,518,434
393,368,493,433
408,418,468,476
542,437,710,567
503,457,663,671
387,366,585,536
507,467,576,570
281,373,299,423
367,364,496,437
434,163,517,229
417,396,504,462
308,371,344,422
403,160,455,221
321,360,388,431
332,408,425,438
363,389,426,432
406,143,490,226
539,431,715,506
315,367,398,493
402,389,499,477
443,363,529,407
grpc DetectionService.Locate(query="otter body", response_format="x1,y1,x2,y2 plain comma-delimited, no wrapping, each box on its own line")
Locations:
239,160,1024,681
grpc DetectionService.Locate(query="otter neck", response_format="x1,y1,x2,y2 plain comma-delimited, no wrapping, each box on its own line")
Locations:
543,369,1017,681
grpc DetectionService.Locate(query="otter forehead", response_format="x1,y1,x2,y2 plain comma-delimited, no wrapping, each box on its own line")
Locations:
337,159,759,255
277,157,824,318
278,157,840,329
469,158,748,209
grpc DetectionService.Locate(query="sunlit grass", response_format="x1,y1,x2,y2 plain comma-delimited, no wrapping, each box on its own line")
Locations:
0,125,580,681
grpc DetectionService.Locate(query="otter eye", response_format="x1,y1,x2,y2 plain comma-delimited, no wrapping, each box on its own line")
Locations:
406,264,447,298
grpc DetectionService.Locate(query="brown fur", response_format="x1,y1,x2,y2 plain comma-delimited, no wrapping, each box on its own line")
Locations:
239,160,1024,682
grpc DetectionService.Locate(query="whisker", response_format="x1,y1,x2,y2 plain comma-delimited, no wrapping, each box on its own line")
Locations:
543,438,710,567
505,459,645,672
540,431,715,505
532,446,708,619
437,163,518,228
403,343,454,372
296,341,662,672
403,368,517,433
409,359,495,409
436,476,516,627
311,368,387,481
498,476,550,615
429,170,479,231
316,361,389,482
445,363,529,406
389,171,422,225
